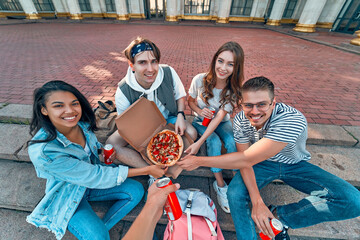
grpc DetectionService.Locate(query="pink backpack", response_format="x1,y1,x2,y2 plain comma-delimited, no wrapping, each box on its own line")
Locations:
163,189,225,240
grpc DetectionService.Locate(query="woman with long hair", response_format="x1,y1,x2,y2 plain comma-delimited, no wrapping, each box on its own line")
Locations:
26,80,166,240
185,42,244,213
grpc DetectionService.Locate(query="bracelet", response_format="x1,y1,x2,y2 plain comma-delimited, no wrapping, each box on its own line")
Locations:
177,111,186,120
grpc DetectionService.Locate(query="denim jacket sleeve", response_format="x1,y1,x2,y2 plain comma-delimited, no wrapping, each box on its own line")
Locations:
28,125,129,189
40,151,129,189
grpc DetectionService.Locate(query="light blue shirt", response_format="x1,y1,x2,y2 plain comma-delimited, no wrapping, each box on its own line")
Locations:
26,122,128,240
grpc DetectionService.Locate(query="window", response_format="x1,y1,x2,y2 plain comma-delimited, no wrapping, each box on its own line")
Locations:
333,0,360,34
105,0,116,12
0,0,23,11
230,0,253,16
282,0,297,18
32,0,55,12
184,0,211,15
78,0,92,12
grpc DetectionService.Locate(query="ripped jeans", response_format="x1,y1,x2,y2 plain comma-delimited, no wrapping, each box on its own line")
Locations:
227,160,360,240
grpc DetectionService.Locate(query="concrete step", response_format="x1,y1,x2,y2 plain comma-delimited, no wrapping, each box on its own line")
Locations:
0,103,359,147
1,106,360,240
0,123,360,187
0,207,238,240
0,161,359,239
0,208,124,240
2,121,358,188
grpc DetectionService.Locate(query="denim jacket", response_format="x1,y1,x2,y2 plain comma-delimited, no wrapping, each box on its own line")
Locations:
26,122,128,240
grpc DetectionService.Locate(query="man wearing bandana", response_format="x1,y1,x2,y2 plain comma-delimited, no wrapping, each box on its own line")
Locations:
107,36,197,180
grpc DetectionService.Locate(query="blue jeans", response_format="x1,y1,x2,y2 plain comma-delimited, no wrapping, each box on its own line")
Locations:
227,160,360,240
68,178,144,240
192,119,236,173
167,115,177,125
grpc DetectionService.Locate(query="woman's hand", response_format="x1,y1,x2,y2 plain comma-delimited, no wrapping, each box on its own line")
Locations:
146,165,168,179
198,107,214,119
184,141,201,155
100,149,117,164
108,151,117,163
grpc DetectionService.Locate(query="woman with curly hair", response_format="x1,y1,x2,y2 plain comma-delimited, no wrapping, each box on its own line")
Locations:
185,41,244,213
26,80,165,240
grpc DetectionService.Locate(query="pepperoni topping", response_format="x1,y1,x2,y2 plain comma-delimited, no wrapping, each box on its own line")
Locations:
149,130,181,165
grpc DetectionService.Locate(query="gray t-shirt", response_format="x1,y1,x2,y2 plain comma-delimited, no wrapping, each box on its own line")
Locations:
188,73,233,123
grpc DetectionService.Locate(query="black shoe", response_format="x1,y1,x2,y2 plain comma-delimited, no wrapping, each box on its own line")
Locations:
275,225,290,240
268,205,277,215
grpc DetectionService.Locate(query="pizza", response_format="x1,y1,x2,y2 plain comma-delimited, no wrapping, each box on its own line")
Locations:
147,129,184,166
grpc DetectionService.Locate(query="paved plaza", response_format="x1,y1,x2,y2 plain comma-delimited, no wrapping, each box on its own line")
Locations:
0,22,359,125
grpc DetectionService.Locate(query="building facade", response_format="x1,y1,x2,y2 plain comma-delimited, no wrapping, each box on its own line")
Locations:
0,0,359,35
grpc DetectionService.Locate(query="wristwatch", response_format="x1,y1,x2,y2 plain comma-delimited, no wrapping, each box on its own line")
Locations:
177,111,186,120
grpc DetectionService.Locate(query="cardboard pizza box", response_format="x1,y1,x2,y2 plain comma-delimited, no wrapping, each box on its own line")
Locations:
115,97,193,165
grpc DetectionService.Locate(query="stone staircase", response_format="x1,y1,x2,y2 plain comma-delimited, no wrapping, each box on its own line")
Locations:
0,103,360,240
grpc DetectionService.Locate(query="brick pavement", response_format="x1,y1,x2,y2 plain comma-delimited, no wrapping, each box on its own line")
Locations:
0,22,359,125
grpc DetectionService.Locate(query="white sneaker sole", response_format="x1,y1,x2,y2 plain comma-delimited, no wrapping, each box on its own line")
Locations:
213,181,230,213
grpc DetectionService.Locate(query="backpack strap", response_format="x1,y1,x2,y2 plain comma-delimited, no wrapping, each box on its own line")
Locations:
185,190,195,240
205,218,217,237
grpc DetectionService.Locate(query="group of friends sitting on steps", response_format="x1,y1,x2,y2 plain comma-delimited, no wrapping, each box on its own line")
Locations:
26,36,360,240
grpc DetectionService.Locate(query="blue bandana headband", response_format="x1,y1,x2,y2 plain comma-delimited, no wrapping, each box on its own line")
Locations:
131,42,153,58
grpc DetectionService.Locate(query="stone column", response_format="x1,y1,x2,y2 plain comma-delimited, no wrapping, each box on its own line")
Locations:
251,0,270,23
98,0,107,13
129,0,145,19
166,0,178,22
317,0,346,29
114,0,129,20
61,0,70,12
66,0,82,19
209,0,219,21
88,0,103,17
139,0,145,17
267,0,287,26
216,0,232,23
292,0,306,20
350,30,360,46
18,0,41,19
293,0,327,33
52,0,69,18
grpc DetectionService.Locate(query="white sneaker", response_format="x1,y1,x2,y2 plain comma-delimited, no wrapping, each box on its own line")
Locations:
213,180,230,213
148,175,156,188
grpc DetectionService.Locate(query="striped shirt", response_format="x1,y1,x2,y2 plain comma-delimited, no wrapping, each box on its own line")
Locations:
233,103,311,164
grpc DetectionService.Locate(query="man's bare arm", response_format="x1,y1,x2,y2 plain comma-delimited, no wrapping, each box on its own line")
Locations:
178,138,287,170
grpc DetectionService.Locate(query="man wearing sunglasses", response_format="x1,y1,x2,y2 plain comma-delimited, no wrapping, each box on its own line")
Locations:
178,76,360,240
